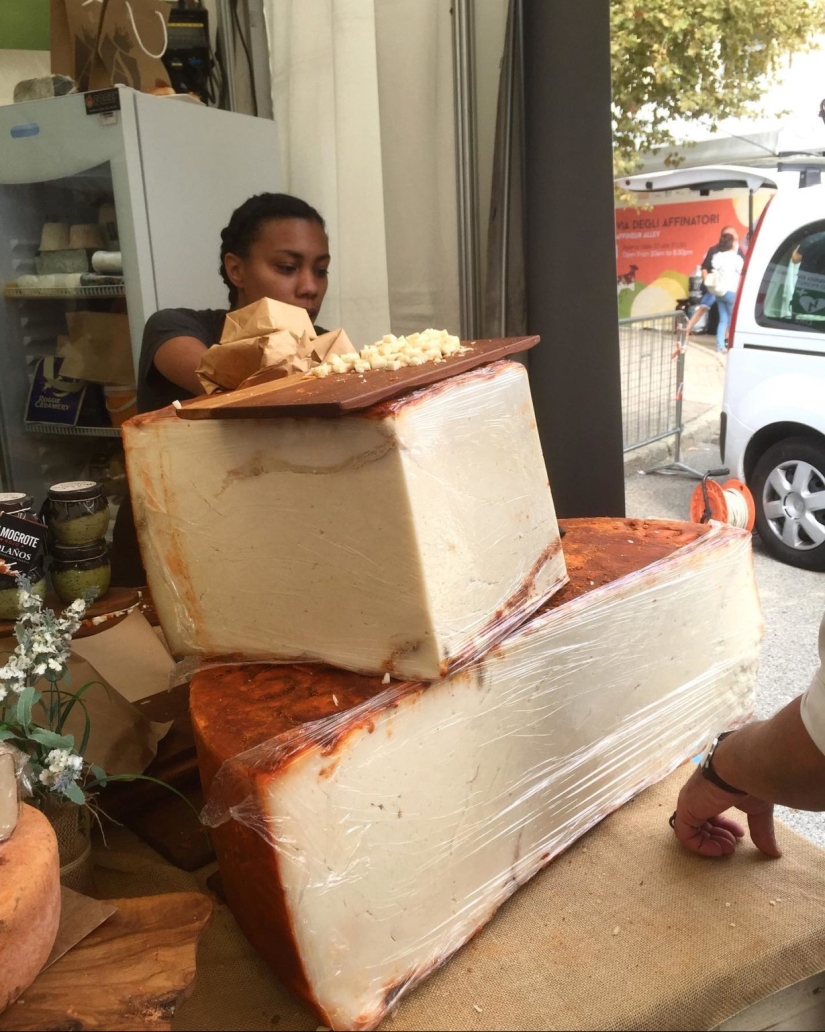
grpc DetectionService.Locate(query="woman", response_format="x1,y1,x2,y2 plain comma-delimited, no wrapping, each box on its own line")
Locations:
709,231,744,354
115,193,330,585
137,192,330,412
682,225,742,339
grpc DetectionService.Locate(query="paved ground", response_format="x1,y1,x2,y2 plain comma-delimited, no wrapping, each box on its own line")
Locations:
622,334,825,847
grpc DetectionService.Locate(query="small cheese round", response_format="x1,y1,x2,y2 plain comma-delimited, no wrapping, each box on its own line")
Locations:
0,804,61,1012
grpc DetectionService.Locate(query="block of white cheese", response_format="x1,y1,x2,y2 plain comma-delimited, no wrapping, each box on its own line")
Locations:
192,518,763,1032
0,750,17,842
0,804,61,1013
125,361,566,680
35,248,89,275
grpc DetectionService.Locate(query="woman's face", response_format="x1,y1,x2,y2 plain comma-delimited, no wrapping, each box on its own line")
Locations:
224,217,330,321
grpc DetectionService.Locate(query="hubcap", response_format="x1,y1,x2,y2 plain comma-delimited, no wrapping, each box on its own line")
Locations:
762,459,825,551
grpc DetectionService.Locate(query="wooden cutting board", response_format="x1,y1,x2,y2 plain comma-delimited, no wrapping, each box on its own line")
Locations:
176,335,539,420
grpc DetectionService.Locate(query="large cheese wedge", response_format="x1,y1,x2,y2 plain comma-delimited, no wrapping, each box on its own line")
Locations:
125,361,566,680
0,804,61,1013
192,518,763,1032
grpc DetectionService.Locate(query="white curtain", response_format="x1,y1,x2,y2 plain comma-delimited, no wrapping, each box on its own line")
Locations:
264,0,460,345
374,0,459,336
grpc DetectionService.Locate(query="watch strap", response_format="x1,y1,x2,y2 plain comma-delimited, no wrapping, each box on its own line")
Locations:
701,731,747,796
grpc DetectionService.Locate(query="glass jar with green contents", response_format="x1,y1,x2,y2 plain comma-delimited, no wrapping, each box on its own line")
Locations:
0,567,46,620
0,493,34,517
50,541,111,604
45,482,109,546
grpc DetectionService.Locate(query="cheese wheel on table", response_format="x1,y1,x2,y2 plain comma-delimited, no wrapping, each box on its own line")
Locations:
0,804,61,1013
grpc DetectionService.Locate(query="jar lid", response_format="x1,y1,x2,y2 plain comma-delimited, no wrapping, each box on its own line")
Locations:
50,540,108,562
48,481,102,500
0,492,33,513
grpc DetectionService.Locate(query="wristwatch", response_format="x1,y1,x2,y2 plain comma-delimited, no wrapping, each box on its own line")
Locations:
700,731,746,795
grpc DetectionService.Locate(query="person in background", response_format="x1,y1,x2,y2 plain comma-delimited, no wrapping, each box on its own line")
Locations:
709,231,744,354
682,225,743,338
137,192,330,412
672,613,825,858
114,192,331,585
790,231,825,318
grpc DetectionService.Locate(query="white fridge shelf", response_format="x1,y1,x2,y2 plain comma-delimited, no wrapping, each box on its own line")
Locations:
24,422,122,438
4,283,126,300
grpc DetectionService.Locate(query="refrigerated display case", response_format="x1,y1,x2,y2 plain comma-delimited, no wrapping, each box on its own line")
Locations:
0,86,281,528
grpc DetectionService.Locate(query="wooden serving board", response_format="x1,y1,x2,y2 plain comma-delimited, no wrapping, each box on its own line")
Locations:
176,335,539,420
0,588,139,640
0,893,212,1031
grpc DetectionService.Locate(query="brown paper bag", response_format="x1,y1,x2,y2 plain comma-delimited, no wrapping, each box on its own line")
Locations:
221,299,316,344
196,331,315,394
88,0,172,93
37,653,168,775
60,312,135,386
198,300,357,393
197,329,358,394
51,0,106,91
312,328,356,362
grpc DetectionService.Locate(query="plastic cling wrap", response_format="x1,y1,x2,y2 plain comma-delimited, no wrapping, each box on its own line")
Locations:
192,518,763,1032
123,361,567,681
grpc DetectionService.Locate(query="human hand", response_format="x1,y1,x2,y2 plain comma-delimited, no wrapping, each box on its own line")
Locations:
672,766,781,859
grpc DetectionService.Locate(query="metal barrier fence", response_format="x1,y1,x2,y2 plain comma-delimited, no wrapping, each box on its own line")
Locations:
619,310,686,456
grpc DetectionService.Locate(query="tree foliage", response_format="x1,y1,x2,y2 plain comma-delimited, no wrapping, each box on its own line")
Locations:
611,0,825,173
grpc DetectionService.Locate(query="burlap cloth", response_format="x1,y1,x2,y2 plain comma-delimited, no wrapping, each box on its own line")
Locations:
90,769,825,1031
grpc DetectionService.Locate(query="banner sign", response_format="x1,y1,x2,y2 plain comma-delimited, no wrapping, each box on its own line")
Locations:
615,197,750,318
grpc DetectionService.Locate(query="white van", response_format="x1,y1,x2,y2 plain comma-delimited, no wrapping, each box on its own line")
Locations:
723,183,825,570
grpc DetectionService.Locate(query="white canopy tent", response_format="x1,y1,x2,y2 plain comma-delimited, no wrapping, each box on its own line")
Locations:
639,118,825,173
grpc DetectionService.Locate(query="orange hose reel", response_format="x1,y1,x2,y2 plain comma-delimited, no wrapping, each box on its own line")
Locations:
690,478,755,531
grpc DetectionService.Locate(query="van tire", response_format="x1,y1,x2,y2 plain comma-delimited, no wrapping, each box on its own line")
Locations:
751,436,825,571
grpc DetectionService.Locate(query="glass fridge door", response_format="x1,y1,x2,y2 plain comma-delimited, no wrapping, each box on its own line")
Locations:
0,161,133,537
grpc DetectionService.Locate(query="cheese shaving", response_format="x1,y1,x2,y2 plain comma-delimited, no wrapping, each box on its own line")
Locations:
310,329,466,378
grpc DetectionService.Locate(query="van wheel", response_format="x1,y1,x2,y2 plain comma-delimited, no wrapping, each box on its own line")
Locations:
751,437,825,571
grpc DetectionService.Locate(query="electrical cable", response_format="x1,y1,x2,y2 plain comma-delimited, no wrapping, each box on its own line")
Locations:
722,488,750,529
211,27,228,110
207,34,224,107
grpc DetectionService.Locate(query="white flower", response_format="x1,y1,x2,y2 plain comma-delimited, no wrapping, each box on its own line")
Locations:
0,589,91,702
0,656,26,693
38,748,84,794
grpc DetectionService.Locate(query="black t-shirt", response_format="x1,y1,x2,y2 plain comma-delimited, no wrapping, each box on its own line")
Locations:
137,307,227,414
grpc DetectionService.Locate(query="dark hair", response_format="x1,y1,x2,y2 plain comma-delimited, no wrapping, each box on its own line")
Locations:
219,193,326,304
719,232,735,252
